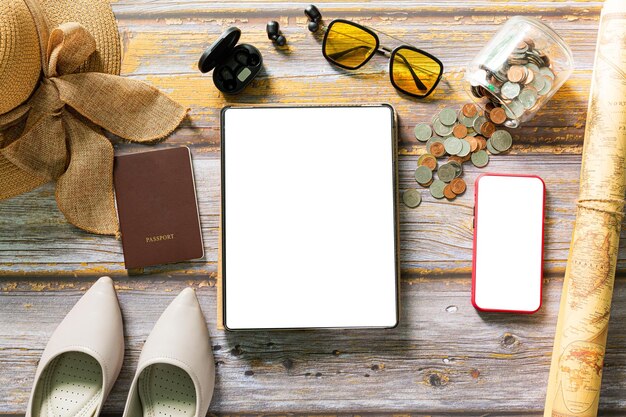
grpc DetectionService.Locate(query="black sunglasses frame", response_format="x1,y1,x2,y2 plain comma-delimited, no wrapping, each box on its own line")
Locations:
321,19,444,98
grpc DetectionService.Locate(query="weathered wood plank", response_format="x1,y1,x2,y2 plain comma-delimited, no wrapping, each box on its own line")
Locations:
0,154,595,276
1,0,618,415
1,276,625,414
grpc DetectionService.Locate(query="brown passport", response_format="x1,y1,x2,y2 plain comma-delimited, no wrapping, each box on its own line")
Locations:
114,147,204,269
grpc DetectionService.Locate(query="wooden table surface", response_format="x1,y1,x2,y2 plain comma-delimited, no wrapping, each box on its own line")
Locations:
2,0,624,416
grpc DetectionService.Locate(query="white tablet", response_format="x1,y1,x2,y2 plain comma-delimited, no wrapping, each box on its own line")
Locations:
221,105,399,330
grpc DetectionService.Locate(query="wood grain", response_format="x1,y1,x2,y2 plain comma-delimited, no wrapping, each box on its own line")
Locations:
2,276,626,415
1,0,620,415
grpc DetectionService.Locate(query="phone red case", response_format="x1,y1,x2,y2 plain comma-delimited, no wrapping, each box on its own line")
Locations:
471,173,546,314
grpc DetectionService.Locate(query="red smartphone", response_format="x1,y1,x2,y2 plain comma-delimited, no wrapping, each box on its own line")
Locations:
472,173,546,313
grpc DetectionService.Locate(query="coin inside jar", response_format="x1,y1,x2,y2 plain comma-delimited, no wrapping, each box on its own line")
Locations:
507,65,527,83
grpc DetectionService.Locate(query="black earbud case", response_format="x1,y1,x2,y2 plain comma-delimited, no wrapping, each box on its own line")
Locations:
198,27,263,94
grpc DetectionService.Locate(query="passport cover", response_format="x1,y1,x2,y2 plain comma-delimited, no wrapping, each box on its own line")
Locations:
114,147,204,269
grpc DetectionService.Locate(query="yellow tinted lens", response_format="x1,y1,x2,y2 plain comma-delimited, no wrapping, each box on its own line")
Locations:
391,47,442,96
324,21,377,69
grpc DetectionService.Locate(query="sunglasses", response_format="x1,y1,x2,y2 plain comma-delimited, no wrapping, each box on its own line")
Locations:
321,19,444,98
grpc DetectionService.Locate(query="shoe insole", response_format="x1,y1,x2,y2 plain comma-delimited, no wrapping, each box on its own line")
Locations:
33,352,103,417
138,364,196,417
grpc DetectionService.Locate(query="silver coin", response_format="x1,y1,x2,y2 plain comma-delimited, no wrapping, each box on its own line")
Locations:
530,75,546,92
457,139,471,157
403,189,422,208
526,63,540,74
491,130,513,152
429,180,446,199
439,108,458,126
414,123,433,142
486,138,500,155
444,137,463,155
433,119,454,136
501,82,521,100
509,99,525,118
518,88,538,109
539,67,555,80
473,116,487,134
538,77,553,96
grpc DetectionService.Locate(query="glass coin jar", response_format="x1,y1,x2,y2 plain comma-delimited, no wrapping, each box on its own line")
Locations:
464,16,574,128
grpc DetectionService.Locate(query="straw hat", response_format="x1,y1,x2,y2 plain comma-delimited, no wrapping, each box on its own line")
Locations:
0,0,187,235
0,0,121,114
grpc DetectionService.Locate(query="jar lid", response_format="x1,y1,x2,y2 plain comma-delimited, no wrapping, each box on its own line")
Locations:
198,27,241,73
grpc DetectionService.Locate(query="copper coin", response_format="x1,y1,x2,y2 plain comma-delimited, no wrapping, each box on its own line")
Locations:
453,124,468,139
484,102,496,115
461,153,472,162
450,178,467,195
462,103,478,118
476,136,488,150
480,121,496,138
421,155,438,171
524,37,536,49
443,184,456,200
490,107,507,125
430,141,446,158
467,136,479,152
507,65,526,83
448,155,464,164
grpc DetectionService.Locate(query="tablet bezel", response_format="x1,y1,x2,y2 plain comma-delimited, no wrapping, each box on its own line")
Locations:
220,104,400,331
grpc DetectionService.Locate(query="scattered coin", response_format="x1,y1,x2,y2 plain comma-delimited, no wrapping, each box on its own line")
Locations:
489,107,507,125
453,124,468,139
486,138,500,155
429,180,446,199
438,163,457,183
480,121,496,138
450,178,467,196
462,103,478,118
415,165,433,185
410,102,514,207
471,149,489,168
444,137,463,155
448,160,463,178
439,108,458,126
418,154,438,171
414,123,433,142
443,184,456,200
433,119,454,136
430,141,446,157
403,189,422,208
491,130,513,152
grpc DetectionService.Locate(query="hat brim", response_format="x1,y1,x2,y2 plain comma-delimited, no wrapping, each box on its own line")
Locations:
39,0,121,76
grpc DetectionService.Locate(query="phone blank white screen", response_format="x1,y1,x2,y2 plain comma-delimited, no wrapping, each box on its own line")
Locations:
222,106,398,329
474,175,545,312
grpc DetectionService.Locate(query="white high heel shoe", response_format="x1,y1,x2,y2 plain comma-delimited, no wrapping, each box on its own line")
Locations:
26,276,124,417
122,288,215,417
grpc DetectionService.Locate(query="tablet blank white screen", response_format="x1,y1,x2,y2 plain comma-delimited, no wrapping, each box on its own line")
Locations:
223,106,398,329
474,175,545,312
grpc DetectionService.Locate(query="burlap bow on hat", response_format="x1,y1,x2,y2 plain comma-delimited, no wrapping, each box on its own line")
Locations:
0,0,188,235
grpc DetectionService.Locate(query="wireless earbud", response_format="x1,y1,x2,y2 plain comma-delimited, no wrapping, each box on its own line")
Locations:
304,5,322,32
266,21,286,46
198,27,263,95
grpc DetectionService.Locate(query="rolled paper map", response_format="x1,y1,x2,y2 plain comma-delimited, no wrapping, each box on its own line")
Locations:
544,1,626,416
